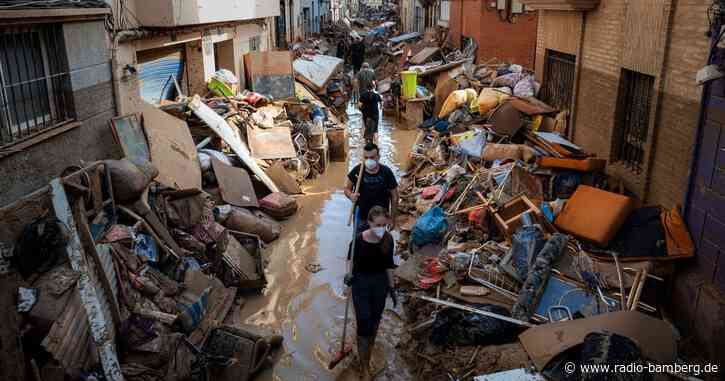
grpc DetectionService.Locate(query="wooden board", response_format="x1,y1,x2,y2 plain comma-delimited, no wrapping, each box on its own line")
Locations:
247,126,297,160
327,128,347,162
434,75,458,117
188,97,279,193
519,311,675,371
110,114,149,165
264,163,301,195
141,103,202,190
210,157,259,208
244,51,295,99
410,47,440,65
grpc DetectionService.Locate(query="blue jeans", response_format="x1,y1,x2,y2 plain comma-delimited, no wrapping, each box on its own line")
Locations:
511,225,546,281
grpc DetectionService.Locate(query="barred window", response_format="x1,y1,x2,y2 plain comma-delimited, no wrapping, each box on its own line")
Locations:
611,69,655,173
0,25,73,147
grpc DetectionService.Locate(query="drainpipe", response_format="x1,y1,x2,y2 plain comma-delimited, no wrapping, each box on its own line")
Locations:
110,30,150,116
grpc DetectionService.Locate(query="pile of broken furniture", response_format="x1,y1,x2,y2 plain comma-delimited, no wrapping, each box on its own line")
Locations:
392,60,699,380
0,54,352,381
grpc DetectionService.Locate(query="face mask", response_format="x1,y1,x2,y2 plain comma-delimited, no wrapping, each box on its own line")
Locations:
364,159,377,170
372,226,386,238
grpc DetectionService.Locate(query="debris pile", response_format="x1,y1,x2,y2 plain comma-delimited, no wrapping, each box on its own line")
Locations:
0,55,352,380
392,56,701,379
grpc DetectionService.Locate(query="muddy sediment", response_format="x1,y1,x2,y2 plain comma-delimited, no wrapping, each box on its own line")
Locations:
237,107,416,380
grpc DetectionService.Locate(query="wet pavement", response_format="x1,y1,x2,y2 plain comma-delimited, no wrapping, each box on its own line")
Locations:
238,104,418,380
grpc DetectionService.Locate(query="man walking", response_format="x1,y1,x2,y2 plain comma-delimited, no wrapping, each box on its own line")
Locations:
356,62,376,92
345,142,398,231
349,36,366,74
358,88,382,143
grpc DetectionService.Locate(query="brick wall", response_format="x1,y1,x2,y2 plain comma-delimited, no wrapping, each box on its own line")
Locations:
571,0,709,207
571,0,625,164
448,0,538,68
647,1,710,207
557,0,725,366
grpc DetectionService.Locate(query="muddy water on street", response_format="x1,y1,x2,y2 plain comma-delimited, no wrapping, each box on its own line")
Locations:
240,105,417,380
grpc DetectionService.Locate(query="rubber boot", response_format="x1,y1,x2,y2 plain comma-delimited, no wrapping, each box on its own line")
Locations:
368,324,381,377
357,336,372,381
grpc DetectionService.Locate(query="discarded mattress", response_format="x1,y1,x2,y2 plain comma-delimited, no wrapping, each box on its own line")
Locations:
293,55,344,92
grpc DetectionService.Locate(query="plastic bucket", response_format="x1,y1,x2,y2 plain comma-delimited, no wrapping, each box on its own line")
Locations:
401,71,417,99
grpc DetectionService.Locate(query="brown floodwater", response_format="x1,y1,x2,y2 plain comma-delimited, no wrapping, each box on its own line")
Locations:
239,105,418,380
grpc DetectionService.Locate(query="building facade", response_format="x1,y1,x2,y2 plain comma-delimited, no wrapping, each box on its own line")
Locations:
0,2,120,206
112,0,278,116
523,0,725,364
448,0,538,68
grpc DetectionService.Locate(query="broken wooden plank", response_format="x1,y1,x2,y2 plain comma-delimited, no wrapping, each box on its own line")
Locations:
188,96,279,193
50,178,123,381
141,102,202,190
211,158,259,208
410,47,440,65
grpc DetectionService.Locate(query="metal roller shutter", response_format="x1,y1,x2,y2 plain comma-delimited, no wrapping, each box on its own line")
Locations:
137,46,185,104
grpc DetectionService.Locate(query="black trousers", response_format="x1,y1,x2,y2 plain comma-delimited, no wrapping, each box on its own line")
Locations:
351,272,390,337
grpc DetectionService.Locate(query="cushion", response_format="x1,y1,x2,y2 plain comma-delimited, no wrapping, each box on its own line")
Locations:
555,185,635,246
538,157,607,172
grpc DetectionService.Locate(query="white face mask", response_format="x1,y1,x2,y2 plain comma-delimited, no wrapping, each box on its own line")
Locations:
364,159,378,170
372,226,386,238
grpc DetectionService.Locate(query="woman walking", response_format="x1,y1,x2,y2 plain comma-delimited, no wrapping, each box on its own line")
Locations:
345,206,397,380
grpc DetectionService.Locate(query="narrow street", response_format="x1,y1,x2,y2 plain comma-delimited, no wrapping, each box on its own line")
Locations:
3,2,725,381
239,107,417,380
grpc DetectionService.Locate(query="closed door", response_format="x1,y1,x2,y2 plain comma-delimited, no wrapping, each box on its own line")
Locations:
686,77,725,291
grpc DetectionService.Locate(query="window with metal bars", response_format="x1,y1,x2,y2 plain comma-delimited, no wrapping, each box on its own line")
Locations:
611,69,655,173
0,25,73,147
540,49,576,114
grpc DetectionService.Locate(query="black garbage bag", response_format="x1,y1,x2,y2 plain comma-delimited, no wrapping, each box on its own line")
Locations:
429,304,522,347
609,207,667,259
14,217,67,278
543,331,650,381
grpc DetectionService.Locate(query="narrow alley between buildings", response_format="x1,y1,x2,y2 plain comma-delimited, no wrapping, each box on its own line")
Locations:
1,1,725,381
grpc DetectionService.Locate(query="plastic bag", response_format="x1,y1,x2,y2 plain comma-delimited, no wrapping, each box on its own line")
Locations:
454,129,487,158
514,75,540,97
106,158,159,202
493,72,523,88
411,207,449,247
430,304,521,346
134,234,159,263
464,88,479,113
438,90,468,118
214,69,238,85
